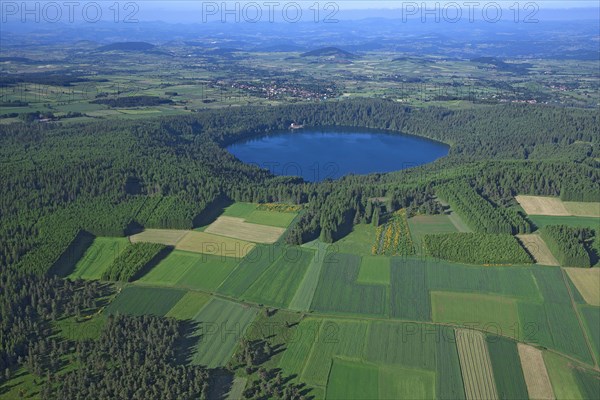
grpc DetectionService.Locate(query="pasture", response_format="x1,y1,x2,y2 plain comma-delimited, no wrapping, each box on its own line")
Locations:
565,268,600,306
175,230,255,257
517,343,555,400
334,224,377,255
455,329,498,400
516,234,560,266
204,216,285,244
68,237,129,280
326,359,379,400
190,298,258,368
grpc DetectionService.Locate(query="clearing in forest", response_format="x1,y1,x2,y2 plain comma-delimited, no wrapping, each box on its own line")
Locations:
517,343,555,400
565,268,600,306
205,216,286,244
516,234,560,266
455,329,498,400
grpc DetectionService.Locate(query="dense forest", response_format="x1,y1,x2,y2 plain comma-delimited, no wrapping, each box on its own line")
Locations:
540,225,594,268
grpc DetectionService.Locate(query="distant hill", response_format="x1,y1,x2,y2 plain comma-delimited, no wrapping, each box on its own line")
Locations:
471,57,531,73
301,47,357,59
96,42,156,52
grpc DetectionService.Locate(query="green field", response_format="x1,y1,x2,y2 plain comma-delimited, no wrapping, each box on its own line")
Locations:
68,237,129,280
190,298,258,368
326,359,379,400
544,351,585,400
137,250,240,291
580,306,600,362
310,253,387,316
242,247,314,307
432,292,520,336
487,337,529,400
408,214,458,254
217,245,276,297
244,209,297,228
357,256,390,285
379,365,436,400
104,286,186,316
334,224,377,255
529,215,600,230
221,202,257,218
165,291,212,320
390,259,431,321
301,320,369,387
289,241,330,311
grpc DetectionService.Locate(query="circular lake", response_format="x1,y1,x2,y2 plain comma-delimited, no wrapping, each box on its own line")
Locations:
227,128,449,182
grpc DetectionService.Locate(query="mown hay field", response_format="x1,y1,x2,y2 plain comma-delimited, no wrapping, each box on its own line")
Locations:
565,268,600,306
129,229,188,246
516,234,560,266
164,291,212,320
455,329,498,400
175,230,255,257
204,216,285,243
516,195,600,218
518,343,555,400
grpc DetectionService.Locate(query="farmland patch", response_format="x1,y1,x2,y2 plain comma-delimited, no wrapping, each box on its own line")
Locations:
204,216,286,243
487,337,529,400
105,286,186,316
408,214,458,254
165,291,211,320
129,229,188,246
432,292,519,337
68,237,129,280
357,256,390,285
516,234,560,266
326,359,379,400
176,230,255,257
566,268,600,306
516,195,570,216
455,329,498,400
517,343,555,400
289,241,330,311
190,298,258,368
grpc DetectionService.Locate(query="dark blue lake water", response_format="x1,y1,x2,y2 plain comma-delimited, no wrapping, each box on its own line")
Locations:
227,128,449,182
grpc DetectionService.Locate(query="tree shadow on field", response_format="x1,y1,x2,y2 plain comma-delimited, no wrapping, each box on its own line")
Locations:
174,320,202,365
193,196,234,228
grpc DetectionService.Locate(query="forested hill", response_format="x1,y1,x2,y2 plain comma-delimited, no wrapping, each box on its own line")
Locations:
0,99,598,274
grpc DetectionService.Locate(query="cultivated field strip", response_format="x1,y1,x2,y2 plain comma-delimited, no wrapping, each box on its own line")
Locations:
517,343,555,400
205,216,286,243
288,242,330,311
129,229,189,246
455,329,498,400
